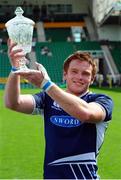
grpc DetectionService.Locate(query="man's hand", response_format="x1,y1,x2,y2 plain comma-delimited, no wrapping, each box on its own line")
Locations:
7,39,25,68
14,69,44,88
36,62,51,88
15,62,53,90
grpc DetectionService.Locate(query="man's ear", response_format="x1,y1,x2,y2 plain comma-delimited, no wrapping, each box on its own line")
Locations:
90,81,93,85
90,76,95,85
63,71,67,82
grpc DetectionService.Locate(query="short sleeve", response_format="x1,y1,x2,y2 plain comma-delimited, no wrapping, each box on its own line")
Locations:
94,95,113,121
32,91,45,115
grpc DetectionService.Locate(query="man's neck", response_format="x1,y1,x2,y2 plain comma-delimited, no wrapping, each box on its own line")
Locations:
65,89,89,97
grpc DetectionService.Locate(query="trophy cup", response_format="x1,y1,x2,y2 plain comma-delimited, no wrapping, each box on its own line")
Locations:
5,7,35,72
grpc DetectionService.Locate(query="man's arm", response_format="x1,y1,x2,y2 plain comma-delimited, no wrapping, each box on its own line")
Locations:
46,84,106,123
16,63,106,123
4,72,34,114
37,63,106,123
4,39,34,114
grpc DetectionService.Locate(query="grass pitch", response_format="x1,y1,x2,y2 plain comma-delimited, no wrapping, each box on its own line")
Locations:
0,87,121,179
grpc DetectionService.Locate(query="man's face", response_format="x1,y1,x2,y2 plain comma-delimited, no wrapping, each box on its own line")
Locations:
64,59,93,96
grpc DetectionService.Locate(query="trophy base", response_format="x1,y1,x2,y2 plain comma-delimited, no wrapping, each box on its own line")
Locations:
13,65,30,73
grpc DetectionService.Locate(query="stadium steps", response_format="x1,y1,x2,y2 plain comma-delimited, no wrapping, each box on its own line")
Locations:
111,48,121,73
109,42,121,73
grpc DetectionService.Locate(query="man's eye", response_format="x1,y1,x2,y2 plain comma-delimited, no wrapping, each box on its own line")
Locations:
83,72,90,76
72,70,77,73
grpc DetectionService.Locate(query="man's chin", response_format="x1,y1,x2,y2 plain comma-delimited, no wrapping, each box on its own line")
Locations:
71,89,84,96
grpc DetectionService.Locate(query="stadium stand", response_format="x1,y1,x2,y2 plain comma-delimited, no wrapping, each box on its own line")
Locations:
74,41,101,51
0,45,10,79
73,41,103,63
45,28,71,42
0,0,121,87
35,42,74,83
110,43,121,73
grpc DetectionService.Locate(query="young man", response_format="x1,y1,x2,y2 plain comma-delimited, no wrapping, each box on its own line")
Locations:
5,39,113,179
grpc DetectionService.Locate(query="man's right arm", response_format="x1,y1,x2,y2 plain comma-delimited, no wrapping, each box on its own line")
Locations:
4,72,34,114
4,39,34,114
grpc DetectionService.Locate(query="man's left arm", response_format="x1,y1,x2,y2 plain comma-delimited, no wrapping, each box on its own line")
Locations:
16,64,110,123
46,84,106,123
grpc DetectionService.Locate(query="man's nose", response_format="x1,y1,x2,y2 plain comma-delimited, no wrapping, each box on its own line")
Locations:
77,73,83,80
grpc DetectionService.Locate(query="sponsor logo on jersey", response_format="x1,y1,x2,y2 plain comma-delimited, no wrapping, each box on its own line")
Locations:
51,101,62,111
50,116,81,127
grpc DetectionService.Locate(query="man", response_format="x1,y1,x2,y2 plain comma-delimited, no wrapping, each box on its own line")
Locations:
5,39,113,179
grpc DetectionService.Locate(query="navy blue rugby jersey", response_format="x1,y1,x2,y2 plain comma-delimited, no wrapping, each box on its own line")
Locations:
32,91,113,179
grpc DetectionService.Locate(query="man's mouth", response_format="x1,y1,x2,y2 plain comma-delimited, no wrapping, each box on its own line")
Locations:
73,81,84,86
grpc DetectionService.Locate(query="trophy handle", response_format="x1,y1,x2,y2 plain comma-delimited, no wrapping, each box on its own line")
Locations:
13,57,29,73
19,58,28,71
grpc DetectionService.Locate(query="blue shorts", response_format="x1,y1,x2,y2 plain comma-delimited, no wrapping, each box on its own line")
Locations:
44,163,99,179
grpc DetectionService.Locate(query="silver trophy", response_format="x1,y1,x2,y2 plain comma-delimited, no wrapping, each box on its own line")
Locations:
5,7,35,72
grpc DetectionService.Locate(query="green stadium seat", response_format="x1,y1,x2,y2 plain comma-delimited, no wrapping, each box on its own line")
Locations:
35,42,74,83
0,45,11,77
74,41,101,51
45,28,71,42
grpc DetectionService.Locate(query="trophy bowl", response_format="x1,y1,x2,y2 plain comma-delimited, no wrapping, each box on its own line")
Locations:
5,7,35,72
